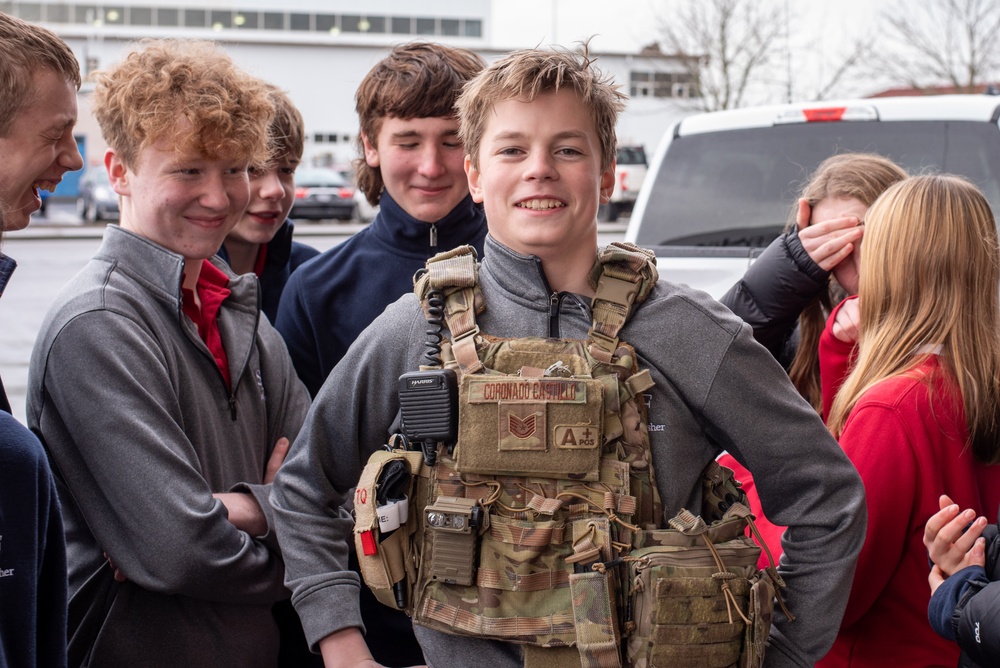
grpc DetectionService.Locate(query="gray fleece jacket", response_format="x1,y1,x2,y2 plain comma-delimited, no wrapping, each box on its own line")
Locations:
27,225,310,667
271,235,866,668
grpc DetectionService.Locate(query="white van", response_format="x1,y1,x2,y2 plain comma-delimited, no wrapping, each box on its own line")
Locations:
625,95,1000,296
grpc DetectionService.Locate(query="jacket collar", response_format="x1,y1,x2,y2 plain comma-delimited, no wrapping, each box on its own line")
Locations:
480,235,557,305
99,225,258,314
98,225,261,386
371,191,486,255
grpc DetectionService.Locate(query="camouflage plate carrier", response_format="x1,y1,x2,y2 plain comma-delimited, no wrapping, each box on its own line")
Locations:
353,243,787,668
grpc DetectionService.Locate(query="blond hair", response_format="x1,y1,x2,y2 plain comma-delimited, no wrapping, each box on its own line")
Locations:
354,42,484,206
0,12,81,137
786,153,908,411
92,39,273,169
827,175,1000,464
457,43,626,172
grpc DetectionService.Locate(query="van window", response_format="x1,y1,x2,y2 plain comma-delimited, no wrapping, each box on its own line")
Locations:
635,120,1000,246
616,146,647,165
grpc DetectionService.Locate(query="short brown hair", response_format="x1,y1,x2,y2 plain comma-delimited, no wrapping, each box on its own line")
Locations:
457,43,625,172
0,12,81,137
93,39,273,170
354,42,484,205
267,83,304,163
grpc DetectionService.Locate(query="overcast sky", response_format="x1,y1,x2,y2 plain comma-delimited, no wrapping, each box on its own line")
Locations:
492,0,888,101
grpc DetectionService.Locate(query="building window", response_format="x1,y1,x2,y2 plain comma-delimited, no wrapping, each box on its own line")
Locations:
630,70,698,98
44,3,71,23
342,14,361,32
184,9,206,28
210,10,231,30
235,11,258,29
18,2,41,21
11,4,486,39
104,6,124,24
391,16,410,34
316,13,337,33
156,7,179,26
130,6,152,25
416,17,435,35
263,11,284,30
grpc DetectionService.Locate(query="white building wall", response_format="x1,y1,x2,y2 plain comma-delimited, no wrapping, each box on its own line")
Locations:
9,0,692,177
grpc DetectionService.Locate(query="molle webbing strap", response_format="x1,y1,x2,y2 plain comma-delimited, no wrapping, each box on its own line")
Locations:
419,597,575,638
523,646,582,668
587,243,659,363
569,571,623,668
414,245,484,373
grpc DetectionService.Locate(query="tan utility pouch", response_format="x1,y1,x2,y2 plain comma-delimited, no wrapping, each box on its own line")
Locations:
353,449,424,612
626,506,774,668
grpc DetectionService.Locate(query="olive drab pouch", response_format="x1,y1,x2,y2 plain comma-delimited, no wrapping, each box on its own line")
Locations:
625,461,785,668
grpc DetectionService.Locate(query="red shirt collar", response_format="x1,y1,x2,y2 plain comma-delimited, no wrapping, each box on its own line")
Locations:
181,259,233,390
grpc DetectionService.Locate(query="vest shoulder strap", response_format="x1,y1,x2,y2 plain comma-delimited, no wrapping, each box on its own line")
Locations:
414,242,659,370
586,242,658,363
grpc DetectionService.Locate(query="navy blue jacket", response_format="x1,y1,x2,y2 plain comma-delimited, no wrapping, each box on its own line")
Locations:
275,192,487,396
929,516,1000,667
0,253,68,668
218,220,319,324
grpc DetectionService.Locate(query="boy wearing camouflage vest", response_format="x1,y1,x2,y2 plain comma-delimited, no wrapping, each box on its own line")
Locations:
271,45,866,668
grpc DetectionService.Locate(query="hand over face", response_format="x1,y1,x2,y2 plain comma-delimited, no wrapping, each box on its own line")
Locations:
799,196,867,294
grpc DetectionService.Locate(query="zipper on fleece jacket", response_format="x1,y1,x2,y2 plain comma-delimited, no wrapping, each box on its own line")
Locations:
533,257,591,338
179,308,252,422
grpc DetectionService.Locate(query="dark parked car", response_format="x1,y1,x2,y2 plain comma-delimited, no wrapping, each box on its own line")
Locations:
76,168,120,223
289,168,357,221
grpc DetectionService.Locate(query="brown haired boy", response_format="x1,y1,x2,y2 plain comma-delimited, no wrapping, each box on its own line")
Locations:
0,13,81,666
275,42,488,397
218,84,319,323
28,39,310,666
273,46,866,668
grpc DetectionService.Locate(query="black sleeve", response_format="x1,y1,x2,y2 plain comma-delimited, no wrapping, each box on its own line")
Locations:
719,230,829,358
953,578,1000,665
951,525,1000,664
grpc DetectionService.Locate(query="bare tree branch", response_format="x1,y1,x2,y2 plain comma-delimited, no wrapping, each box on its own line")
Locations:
879,0,1000,93
657,0,786,110
809,40,873,101
656,0,872,109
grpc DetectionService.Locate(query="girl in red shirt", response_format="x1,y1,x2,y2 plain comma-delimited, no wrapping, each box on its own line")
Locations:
818,175,1000,666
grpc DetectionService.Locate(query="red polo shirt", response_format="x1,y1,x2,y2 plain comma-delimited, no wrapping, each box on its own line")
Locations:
181,259,232,390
